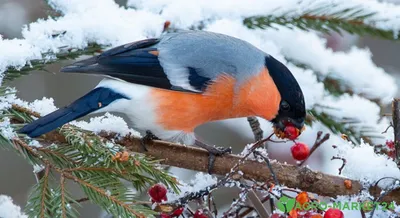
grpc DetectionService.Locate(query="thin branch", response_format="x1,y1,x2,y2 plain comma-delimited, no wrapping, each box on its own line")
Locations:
223,188,249,217
331,156,347,175
246,189,270,218
369,181,400,218
60,175,67,218
238,195,271,218
298,131,330,166
253,150,279,186
61,171,145,218
74,197,89,204
381,122,393,134
40,165,50,218
391,98,400,167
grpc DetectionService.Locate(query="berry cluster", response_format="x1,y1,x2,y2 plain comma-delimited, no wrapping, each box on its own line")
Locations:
272,192,344,218
275,123,311,161
148,184,208,218
385,140,396,159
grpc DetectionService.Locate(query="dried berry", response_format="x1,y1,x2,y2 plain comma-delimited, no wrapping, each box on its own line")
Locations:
296,191,309,206
344,180,352,189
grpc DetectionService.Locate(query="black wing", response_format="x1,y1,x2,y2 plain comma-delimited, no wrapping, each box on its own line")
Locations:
61,38,177,90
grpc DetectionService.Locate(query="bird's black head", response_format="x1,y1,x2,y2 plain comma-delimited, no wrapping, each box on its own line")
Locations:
265,55,306,133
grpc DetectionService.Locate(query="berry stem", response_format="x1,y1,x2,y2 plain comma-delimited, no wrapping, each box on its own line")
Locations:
298,131,330,166
330,156,347,175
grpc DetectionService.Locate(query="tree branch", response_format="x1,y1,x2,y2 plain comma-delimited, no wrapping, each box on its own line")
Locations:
37,130,400,203
392,98,400,167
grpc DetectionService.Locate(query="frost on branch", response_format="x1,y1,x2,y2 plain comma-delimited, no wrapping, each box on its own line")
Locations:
0,0,400,217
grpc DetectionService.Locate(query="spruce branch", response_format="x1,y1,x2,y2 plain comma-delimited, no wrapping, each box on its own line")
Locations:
307,108,375,145
1,106,179,218
243,5,398,40
2,43,102,86
25,164,52,218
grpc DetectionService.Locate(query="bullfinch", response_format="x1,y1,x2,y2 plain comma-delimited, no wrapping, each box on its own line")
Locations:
20,30,306,172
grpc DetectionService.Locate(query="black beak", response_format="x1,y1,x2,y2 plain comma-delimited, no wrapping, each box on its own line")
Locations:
272,117,305,132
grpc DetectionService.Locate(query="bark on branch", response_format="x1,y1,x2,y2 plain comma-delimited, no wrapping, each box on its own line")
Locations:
392,98,400,167
40,130,400,204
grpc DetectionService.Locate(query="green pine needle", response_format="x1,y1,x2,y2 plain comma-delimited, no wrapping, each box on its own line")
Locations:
243,5,398,40
25,167,53,218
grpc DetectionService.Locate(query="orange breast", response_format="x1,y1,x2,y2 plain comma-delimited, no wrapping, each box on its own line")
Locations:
150,68,281,132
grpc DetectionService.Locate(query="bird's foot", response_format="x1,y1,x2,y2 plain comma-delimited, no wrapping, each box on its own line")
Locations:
195,140,232,174
140,130,159,152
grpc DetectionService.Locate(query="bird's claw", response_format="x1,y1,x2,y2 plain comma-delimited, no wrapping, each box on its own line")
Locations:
195,140,232,174
140,130,159,152
207,146,232,174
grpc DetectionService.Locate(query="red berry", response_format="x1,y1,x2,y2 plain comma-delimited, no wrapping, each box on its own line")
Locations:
284,124,300,140
324,208,344,218
171,207,184,217
303,212,323,218
160,214,172,218
386,140,395,149
388,150,396,159
271,213,285,218
148,183,168,203
193,210,208,218
291,142,310,161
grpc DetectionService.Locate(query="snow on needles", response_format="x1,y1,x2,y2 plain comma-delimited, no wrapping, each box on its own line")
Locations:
0,0,397,172
0,0,399,217
71,113,141,137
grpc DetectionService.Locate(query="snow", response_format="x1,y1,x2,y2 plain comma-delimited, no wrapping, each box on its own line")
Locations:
0,195,27,218
337,140,400,186
0,0,399,217
317,94,394,144
166,172,217,202
71,113,141,137
29,97,58,116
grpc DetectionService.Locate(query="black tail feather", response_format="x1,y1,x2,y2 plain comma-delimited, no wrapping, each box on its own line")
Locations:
19,87,128,138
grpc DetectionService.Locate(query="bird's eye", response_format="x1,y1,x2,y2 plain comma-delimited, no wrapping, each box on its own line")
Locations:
281,101,290,111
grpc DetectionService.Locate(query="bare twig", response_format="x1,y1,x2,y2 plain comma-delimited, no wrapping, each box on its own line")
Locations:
223,188,249,217
247,190,270,218
369,181,400,218
361,208,367,218
74,197,89,204
253,150,279,186
331,156,347,175
298,131,330,166
391,99,400,167
381,122,393,134
238,195,271,218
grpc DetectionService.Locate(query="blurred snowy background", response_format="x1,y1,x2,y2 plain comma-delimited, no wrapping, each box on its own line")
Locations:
1,0,400,217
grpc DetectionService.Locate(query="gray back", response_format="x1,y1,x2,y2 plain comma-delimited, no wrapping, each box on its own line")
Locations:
156,31,267,90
